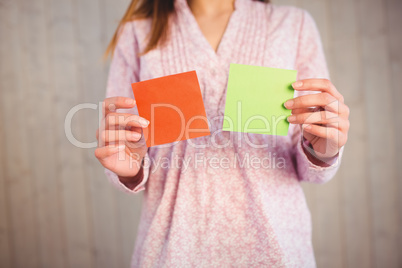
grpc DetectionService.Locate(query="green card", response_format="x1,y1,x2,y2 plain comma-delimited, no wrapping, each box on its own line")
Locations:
222,63,297,136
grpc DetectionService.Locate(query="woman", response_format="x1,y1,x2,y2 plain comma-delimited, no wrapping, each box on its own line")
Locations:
95,0,350,266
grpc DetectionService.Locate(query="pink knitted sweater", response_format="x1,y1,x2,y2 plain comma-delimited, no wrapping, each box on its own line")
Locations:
104,0,343,266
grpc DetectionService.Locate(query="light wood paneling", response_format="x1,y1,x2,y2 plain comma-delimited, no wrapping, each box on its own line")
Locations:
357,0,399,266
0,2,12,267
0,0,400,267
47,0,93,267
72,0,122,266
0,1,40,267
327,0,373,267
19,1,67,267
0,122,10,267
385,0,402,266
0,58,11,268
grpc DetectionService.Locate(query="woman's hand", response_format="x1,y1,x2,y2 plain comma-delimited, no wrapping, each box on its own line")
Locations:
95,96,149,178
284,79,350,163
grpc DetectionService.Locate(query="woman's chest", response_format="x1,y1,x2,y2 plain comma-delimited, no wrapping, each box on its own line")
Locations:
134,12,300,131
136,13,300,87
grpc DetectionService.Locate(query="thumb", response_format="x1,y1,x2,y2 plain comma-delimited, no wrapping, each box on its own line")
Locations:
301,124,315,143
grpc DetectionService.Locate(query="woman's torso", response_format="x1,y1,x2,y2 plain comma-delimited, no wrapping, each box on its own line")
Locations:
126,1,316,267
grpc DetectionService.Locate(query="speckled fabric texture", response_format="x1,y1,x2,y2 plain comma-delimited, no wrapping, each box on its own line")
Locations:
103,0,344,266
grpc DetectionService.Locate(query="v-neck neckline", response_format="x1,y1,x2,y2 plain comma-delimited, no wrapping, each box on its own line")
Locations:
175,0,246,62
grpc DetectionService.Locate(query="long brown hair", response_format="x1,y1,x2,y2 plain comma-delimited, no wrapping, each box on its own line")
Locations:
104,0,270,59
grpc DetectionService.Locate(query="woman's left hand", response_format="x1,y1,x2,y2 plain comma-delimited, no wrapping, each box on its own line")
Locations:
284,79,350,161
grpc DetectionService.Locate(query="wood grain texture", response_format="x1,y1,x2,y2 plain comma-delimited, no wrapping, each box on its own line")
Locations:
46,0,93,267
356,0,399,267
19,1,67,267
0,0,400,267
72,0,122,267
0,114,10,268
0,0,40,267
327,0,373,267
0,2,12,267
0,57,11,268
384,0,402,266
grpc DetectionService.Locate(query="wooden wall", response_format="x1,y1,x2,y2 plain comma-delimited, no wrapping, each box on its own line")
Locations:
0,0,400,267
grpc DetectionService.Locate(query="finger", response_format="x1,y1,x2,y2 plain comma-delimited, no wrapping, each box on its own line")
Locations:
302,124,347,146
285,93,336,110
288,110,340,125
291,107,317,115
292,79,344,102
105,113,149,129
342,104,351,118
102,97,136,117
285,93,347,113
94,144,125,160
100,129,142,143
299,116,349,130
98,115,144,140
124,125,143,132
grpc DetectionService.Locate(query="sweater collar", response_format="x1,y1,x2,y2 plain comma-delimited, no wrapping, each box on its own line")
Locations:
174,0,249,13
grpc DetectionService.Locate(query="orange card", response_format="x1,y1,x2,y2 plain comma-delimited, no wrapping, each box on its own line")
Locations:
132,71,210,147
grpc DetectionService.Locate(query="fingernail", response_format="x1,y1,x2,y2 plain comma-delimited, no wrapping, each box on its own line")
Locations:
292,81,303,88
139,118,149,127
108,103,116,112
304,124,312,130
118,144,125,151
284,100,294,109
287,115,296,122
125,99,135,105
131,132,141,139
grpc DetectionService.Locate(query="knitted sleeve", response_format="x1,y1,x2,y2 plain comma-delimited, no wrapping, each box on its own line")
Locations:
103,22,151,193
291,9,344,184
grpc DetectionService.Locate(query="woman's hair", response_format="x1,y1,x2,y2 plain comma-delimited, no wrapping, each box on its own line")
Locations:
104,0,270,59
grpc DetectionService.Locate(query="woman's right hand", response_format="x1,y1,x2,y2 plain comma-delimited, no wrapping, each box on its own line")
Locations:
95,96,149,178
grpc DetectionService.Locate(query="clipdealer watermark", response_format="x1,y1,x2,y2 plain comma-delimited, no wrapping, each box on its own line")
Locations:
131,151,286,173
64,100,341,169
64,101,290,149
